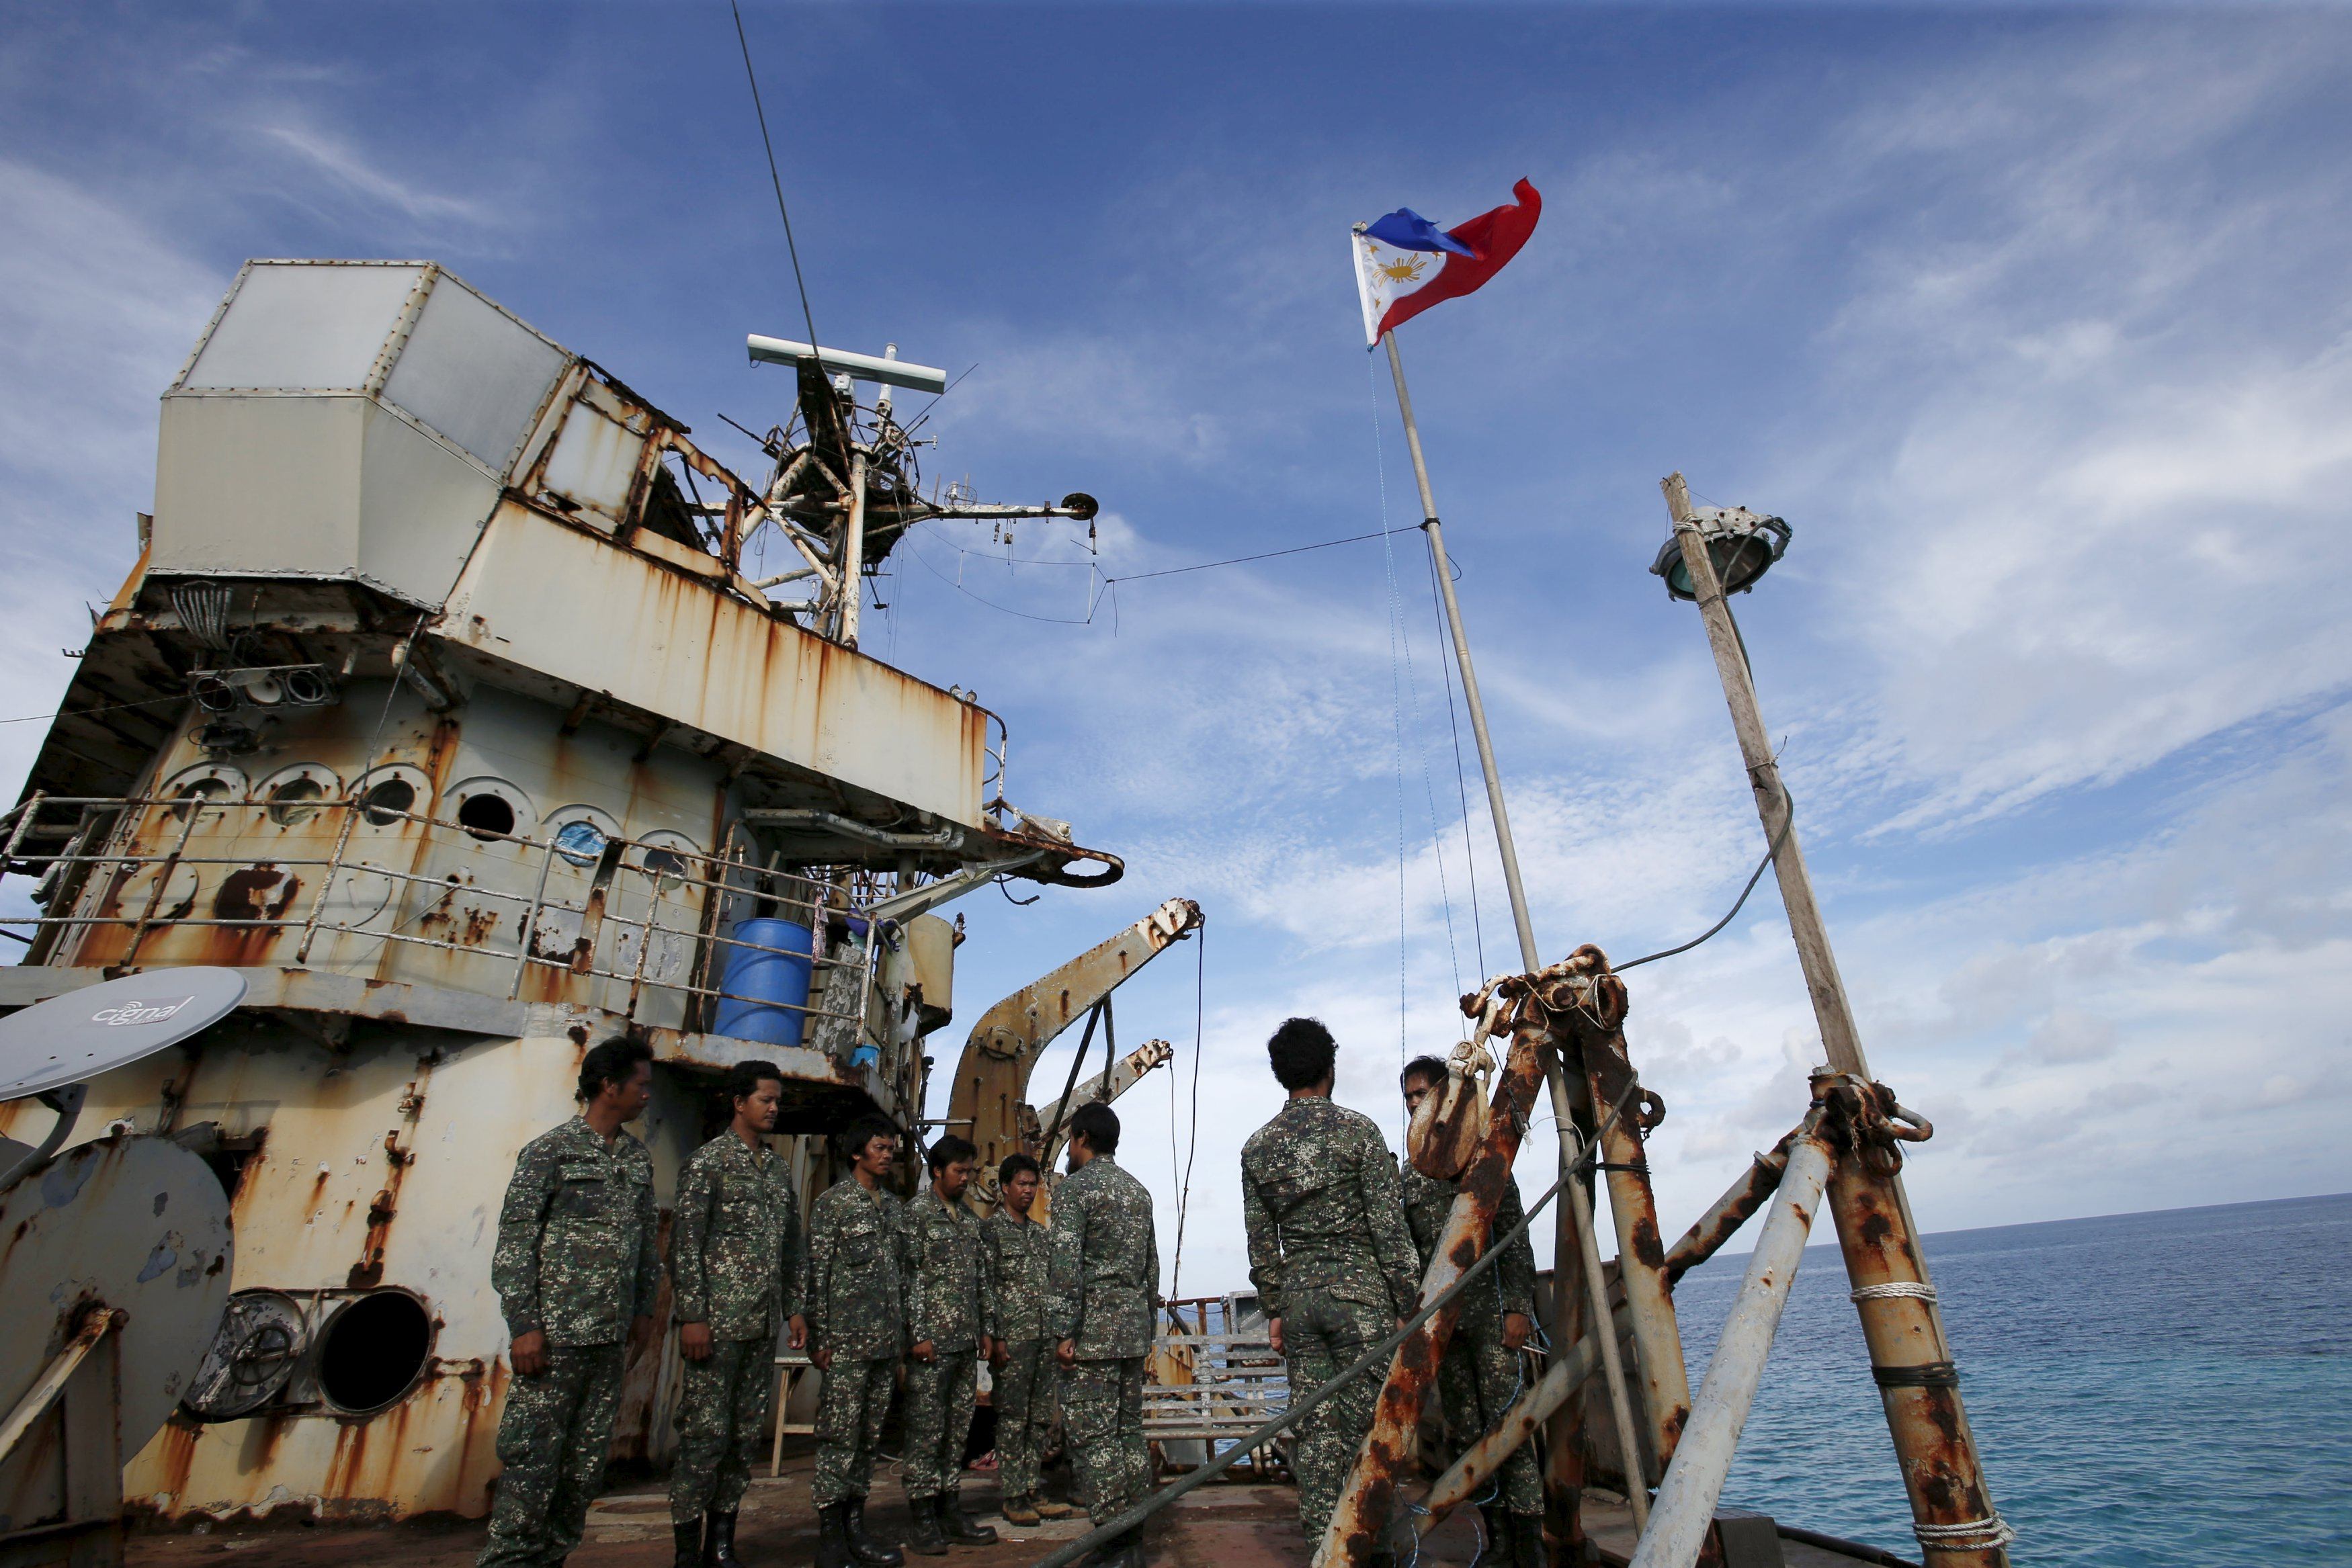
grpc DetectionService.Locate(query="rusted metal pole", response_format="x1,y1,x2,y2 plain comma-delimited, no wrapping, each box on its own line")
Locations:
1572,1016,1693,1487
1544,1146,1596,1561
1314,988,1550,1567
1380,332,1540,972
1661,473,2010,1567
1386,327,1621,1561
1628,1127,1835,1568
1558,1108,1650,1536
1666,1131,1798,1286
1411,1115,1813,1539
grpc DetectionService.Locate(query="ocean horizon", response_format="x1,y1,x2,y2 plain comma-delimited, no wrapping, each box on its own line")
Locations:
1671,1189,2352,1566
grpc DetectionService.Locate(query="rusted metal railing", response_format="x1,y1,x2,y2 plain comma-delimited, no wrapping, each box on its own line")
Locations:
0,791,893,1049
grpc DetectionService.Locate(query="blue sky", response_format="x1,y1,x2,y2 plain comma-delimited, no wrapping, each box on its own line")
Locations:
5,3,2351,1294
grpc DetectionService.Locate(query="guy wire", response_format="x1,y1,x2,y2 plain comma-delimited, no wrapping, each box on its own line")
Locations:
730,0,825,373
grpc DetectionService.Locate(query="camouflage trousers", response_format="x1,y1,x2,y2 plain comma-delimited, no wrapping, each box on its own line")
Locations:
902,1348,979,1501
991,1338,1056,1502
1061,1356,1148,1526
811,1356,897,1508
478,1344,625,1568
1438,1325,1540,1516
1282,1292,1391,1545
669,1338,776,1523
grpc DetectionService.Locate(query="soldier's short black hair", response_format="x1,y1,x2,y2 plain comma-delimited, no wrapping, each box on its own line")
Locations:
926,1133,978,1173
1068,1100,1121,1155
999,1152,1041,1186
838,1114,899,1162
578,1037,653,1102
726,1059,786,1104
1267,1016,1337,1090
1400,1055,1450,1092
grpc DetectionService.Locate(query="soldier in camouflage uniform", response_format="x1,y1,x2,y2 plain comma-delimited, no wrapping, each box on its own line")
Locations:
1048,1102,1160,1568
982,1153,1073,1526
480,1038,663,1568
1239,1018,1421,1551
799,1115,915,1568
668,1061,808,1568
1399,1056,1543,1568
900,1135,1000,1553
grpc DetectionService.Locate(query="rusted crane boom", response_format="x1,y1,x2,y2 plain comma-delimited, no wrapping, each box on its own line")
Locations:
945,897,1201,1209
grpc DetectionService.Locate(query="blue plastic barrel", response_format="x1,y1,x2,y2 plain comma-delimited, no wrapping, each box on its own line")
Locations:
710,918,816,1048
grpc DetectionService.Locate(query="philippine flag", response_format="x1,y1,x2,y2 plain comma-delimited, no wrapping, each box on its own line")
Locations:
1352,179,1542,347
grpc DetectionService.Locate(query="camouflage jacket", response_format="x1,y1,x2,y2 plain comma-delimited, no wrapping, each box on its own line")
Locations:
671,1131,804,1342
1046,1153,1159,1359
796,1176,910,1361
492,1115,662,1348
982,1209,1053,1344
1398,1161,1536,1330
1239,1096,1419,1319
908,1188,998,1350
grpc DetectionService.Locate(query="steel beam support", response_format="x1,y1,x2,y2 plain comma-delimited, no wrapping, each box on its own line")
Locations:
1408,1114,1814,1542
1663,472,2009,1567
1313,994,1550,1568
1629,1131,1835,1568
1574,1019,1693,1484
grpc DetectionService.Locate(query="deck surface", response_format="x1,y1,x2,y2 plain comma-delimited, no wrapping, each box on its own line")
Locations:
125,1453,1884,1568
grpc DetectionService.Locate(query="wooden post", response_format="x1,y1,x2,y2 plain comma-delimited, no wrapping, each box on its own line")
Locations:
1660,474,2011,1567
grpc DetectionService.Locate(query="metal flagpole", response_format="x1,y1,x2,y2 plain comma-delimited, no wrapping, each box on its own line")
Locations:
1380,330,1538,973
1378,327,1650,1533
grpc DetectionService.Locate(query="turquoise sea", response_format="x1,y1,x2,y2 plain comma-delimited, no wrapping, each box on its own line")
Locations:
1671,1191,2352,1566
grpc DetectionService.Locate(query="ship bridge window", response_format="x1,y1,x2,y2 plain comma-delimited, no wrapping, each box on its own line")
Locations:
315,1289,434,1415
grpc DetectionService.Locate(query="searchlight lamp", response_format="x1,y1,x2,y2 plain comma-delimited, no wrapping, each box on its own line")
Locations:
1649,506,1792,602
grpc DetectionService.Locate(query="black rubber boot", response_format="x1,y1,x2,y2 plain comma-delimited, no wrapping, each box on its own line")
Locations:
1507,1512,1546,1568
817,1505,857,1568
674,1520,705,1568
845,1497,905,1567
704,1510,745,1568
902,1497,949,1557
1475,1507,1507,1568
935,1495,998,1547
1101,1529,1146,1568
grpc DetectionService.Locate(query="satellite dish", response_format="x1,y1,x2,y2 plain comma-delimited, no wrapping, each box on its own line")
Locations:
0,1135,235,1475
0,967,247,1102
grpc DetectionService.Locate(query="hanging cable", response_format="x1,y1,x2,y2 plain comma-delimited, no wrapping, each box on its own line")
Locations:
730,0,824,368
1168,922,1205,1300
1613,785,1796,972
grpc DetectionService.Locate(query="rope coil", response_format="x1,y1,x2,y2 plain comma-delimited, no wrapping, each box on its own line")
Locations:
1912,1514,2017,1549
1851,1282,1938,1304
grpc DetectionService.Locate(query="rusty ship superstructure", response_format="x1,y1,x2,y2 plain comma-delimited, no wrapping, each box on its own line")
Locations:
0,259,1124,1524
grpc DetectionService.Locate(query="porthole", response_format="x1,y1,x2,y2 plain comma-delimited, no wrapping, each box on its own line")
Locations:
267,777,325,827
159,764,245,823
351,765,433,829
446,778,536,844
254,764,341,829
458,793,515,840
544,806,622,870
632,832,703,891
363,777,415,824
314,1290,435,1415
